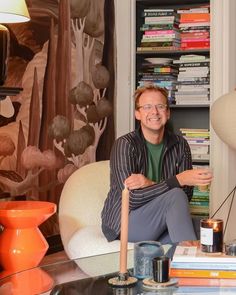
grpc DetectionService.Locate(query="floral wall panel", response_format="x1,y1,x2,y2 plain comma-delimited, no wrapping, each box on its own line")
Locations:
0,0,115,236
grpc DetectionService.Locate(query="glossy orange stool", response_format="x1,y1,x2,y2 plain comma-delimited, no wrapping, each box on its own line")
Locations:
0,201,56,277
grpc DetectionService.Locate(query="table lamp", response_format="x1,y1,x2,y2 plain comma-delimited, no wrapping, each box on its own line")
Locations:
210,89,236,234
0,0,30,85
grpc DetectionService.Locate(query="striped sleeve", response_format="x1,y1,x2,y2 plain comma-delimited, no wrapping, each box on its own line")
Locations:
110,136,181,210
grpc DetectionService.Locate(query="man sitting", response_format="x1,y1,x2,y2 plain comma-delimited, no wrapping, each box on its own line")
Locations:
101,84,212,245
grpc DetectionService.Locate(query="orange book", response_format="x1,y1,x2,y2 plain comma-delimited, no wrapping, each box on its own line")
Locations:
177,277,236,287
170,268,236,279
180,13,210,23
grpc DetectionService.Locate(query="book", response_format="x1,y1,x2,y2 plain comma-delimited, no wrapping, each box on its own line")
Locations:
177,277,236,287
137,46,180,52
180,13,210,23
178,66,209,71
180,32,209,39
142,11,178,17
179,21,210,27
144,16,177,24
172,245,236,263
190,201,209,206
180,128,209,132
140,24,178,31
141,36,179,41
143,8,174,12
177,79,209,84
140,41,180,47
175,101,209,106
144,29,179,35
177,7,209,14
180,25,210,31
171,261,236,271
192,153,210,160
181,40,210,49
170,268,236,279
173,55,210,63
175,90,209,95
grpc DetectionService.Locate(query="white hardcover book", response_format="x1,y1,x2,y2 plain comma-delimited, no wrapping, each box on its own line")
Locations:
173,245,236,263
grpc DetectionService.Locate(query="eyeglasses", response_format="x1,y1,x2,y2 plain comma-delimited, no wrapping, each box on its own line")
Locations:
137,104,168,112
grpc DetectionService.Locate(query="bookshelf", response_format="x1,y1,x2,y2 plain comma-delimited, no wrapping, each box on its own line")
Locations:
135,0,210,156
134,0,211,217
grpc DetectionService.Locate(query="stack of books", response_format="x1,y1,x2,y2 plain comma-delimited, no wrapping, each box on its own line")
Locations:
137,57,177,104
190,184,209,217
177,6,210,50
174,54,210,105
170,243,236,286
137,8,180,52
180,128,210,161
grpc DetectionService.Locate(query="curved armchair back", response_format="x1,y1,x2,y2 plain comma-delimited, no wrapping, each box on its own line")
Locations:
59,160,110,253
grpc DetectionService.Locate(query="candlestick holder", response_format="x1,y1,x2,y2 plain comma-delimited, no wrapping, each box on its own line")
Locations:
200,219,223,253
108,272,137,287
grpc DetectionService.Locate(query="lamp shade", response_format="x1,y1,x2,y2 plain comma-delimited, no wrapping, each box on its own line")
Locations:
0,0,30,86
210,90,236,150
0,0,30,23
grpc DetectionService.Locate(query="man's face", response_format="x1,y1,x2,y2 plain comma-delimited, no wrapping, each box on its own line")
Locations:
135,90,170,136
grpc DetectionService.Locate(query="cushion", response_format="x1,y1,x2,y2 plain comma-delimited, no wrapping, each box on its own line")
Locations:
67,225,134,259
67,225,134,276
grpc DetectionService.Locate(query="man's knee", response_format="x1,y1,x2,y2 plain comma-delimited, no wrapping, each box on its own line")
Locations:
166,188,189,206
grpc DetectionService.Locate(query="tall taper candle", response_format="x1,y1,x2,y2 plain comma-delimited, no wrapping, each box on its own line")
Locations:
119,186,129,274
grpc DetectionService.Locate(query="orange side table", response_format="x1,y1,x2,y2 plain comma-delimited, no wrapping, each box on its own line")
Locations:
0,201,56,277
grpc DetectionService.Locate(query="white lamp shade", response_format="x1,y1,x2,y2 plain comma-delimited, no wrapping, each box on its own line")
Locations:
0,0,30,23
211,90,236,150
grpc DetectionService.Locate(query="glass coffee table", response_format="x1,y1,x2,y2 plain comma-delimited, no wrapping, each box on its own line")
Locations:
1,250,236,295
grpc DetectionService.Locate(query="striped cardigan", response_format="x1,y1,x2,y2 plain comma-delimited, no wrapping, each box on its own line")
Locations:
101,127,193,241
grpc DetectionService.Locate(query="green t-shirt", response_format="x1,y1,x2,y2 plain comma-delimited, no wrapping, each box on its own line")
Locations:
145,140,164,183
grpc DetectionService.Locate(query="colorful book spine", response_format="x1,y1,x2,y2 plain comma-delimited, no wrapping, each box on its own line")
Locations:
170,268,236,279
171,262,236,270
180,32,210,39
180,13,210,23
142,11,177,17
141,36,178,41
140,24,177,31
140,41,180,47
144,29,178,35
181,40,210,48
177,62,209,67
177,277,236,287
137,46,179,52
144,16,176,23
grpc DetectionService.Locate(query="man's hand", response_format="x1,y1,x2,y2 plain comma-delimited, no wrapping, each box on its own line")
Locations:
125,174,155,190
176,168,213,187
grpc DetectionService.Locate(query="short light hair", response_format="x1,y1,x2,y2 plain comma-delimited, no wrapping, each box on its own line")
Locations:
134,84,169,110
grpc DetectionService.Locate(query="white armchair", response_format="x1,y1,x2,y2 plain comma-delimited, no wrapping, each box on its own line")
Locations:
59,160,134,260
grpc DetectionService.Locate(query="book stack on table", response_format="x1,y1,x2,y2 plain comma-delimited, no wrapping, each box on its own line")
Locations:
170,243,236,287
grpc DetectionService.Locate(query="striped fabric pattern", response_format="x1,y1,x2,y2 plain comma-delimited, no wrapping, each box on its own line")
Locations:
101,127,193,241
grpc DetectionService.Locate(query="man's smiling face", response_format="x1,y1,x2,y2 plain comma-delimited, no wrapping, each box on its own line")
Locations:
135,90,170,139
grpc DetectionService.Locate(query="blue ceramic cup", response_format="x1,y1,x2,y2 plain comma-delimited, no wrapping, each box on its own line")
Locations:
133,241,164,279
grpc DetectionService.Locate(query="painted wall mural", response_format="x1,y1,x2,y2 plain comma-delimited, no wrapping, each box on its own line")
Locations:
0,0,115,236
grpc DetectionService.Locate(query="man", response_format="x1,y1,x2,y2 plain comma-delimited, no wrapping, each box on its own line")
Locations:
101,84,212,244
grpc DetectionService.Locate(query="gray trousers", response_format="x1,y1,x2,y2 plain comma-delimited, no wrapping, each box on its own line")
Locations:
128,188,197,244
